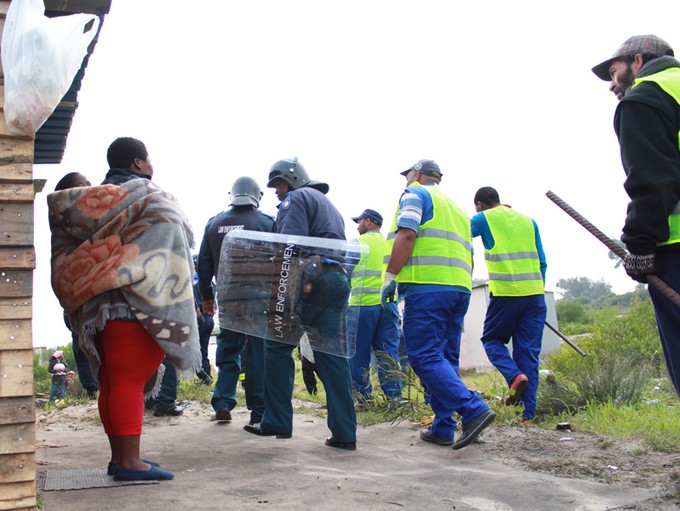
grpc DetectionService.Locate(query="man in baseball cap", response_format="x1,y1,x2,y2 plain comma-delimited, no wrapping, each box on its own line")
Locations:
348,207,402,406
592,34,680,401
351,208,383,226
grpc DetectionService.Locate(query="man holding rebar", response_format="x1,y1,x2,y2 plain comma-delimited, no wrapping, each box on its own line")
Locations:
471,187,547,421
592,34,680,397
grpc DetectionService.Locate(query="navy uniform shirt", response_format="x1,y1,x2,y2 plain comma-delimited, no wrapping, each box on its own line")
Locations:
197,205,275,301
277,187,345,240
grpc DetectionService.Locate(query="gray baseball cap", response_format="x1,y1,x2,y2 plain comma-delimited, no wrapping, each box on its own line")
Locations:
592,34,674,81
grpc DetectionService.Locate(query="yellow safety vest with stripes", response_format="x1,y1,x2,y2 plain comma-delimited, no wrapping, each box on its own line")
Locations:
386,183,472,289
349,231,386,306
632,67,680,246
482,206,544,296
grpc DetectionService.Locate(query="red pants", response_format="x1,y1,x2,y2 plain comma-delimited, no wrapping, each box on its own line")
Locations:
97,320,165,436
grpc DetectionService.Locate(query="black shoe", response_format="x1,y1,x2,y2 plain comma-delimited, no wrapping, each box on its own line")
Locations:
325,437,356,451
452,410,495,450
243,423,292,439
86,390,98,400
419,427,454,446
212,409,232,422
154,406,184,417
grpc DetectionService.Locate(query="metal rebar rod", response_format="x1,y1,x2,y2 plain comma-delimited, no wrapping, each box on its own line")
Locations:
545,320,587,357
546,190,680,309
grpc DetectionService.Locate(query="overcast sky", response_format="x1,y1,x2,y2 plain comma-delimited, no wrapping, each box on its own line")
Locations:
31,0,680,348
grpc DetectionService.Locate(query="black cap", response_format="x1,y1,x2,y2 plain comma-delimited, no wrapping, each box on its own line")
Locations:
400,159,443,177
351,208,383,226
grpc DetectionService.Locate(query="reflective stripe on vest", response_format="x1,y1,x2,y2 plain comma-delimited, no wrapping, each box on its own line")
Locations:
350,231,386,306
385,183,472,289
483,206,544,296
632,68,680,246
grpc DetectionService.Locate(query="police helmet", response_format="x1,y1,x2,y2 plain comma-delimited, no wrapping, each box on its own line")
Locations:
266,157,329,194
229,176,262,207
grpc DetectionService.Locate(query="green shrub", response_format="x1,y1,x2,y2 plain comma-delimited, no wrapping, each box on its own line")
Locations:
34,352,51,394
541,298,659,415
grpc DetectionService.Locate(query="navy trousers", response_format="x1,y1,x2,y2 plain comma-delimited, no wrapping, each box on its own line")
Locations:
64,315,98,394
261,270,356,442
211,328,265,424
648,251,680,397
481,294,546,419
403,290,489,441
145,357,178,412
197,313,214,376
348,302,402,399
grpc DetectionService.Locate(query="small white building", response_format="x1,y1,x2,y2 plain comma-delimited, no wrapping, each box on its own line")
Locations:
460,284,560,371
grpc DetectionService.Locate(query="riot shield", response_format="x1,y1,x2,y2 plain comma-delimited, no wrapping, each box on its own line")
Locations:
216,231,367,358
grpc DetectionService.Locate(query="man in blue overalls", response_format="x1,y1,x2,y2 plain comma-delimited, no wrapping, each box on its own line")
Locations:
244,158,357,450
471,186,547,421
348,208,402,404
382,159,494,449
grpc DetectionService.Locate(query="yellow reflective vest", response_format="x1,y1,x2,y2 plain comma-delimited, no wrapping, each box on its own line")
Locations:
482,206,544,296
349,231,386,306
386,183,472,289
632,67,680,247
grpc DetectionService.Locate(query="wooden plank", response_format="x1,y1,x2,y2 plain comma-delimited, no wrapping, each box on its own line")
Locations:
44,0,111,16
0,397,34,426
0,203,33,246
0,162,32,182
0,422,34,455
0,298,31,320
0,248,35,270
0,106,39,141
0,138,34,165
0,320,31,350
0,270,32,297
0,350,33,398
0,183,33,202
0,453,34,483
0,481,36,510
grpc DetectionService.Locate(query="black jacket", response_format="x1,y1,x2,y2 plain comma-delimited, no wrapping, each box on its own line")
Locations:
197,206,276,301
615,56,680,254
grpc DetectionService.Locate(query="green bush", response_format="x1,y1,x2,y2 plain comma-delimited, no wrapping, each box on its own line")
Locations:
34,352,51,394
540,298,659,414
556,299,590,324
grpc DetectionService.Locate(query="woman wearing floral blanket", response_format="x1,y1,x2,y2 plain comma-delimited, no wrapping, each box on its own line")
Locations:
48,137,201,481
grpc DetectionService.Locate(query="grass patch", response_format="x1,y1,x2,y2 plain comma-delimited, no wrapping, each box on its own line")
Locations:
550,400,680,452
178,378,214,404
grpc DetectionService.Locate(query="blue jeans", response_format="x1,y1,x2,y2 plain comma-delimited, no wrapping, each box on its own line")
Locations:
348,303,402,399
648,250,680,397
49,383,66,401
211,328,265,424
481,294,546,419
403,290,489,441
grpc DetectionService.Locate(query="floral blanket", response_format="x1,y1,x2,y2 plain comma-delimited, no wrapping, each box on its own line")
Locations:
47,179,202,381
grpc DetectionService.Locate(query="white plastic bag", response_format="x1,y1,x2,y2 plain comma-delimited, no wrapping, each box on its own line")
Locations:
1,0,100,135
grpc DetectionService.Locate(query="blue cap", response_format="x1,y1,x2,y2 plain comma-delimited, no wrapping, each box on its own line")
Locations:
351,208,383,226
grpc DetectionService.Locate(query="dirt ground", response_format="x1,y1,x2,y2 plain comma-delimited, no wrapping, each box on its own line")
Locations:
36,399,680,511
